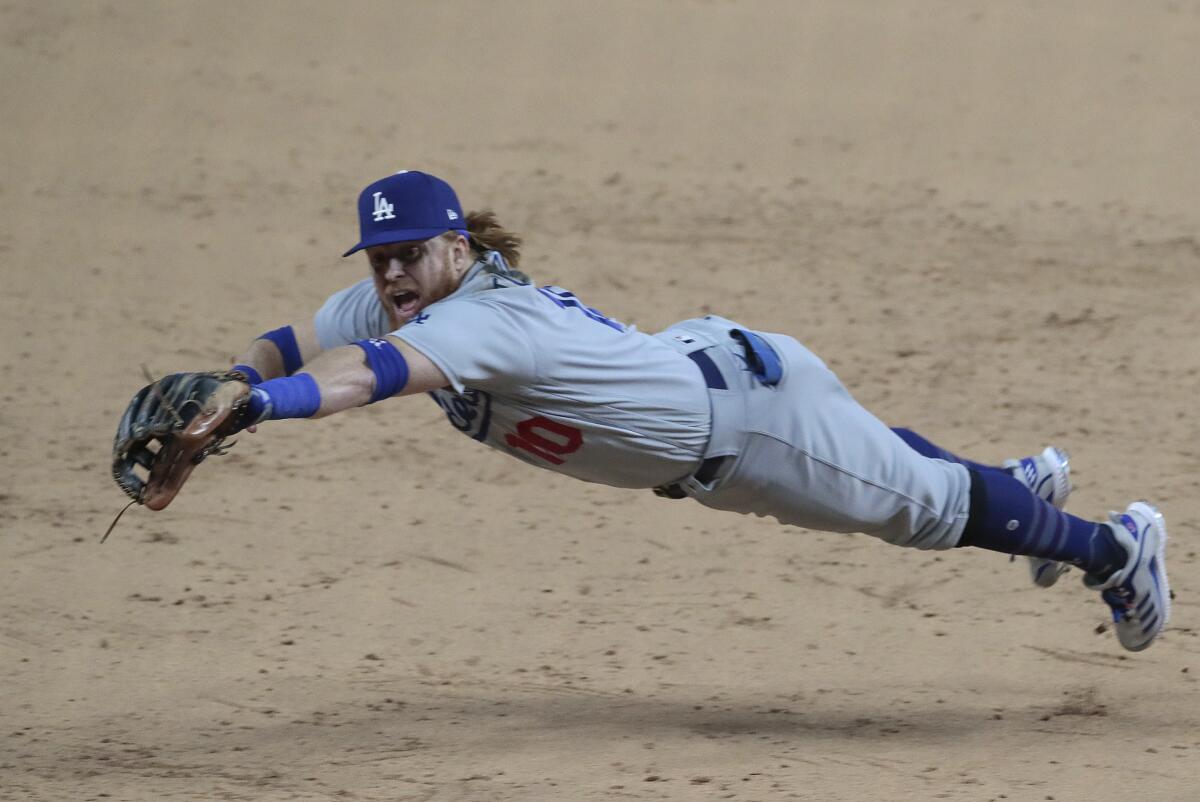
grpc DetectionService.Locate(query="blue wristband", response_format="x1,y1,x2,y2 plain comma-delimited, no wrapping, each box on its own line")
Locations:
258,326,303,375
353,338,410,403
231,363,264,385
246,374,322,424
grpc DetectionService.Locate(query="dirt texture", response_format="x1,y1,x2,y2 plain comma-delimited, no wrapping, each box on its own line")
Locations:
3,2,1199,800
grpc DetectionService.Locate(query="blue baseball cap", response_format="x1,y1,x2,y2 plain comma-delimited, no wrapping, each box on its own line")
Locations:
342,170,466,257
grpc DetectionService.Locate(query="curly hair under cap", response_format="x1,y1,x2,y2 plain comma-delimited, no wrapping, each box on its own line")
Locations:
462,209,522,267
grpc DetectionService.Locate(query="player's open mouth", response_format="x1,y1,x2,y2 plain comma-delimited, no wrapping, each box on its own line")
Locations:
392,291,420,316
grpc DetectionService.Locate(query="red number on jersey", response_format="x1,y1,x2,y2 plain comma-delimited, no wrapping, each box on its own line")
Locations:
505,416,583,465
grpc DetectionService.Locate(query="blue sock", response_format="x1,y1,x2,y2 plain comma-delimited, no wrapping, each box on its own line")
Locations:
958,469,1126,579
891,428,1008,475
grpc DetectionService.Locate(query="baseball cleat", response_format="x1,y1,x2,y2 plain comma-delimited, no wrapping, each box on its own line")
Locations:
1004,446,1072,587
1082,501,1170,652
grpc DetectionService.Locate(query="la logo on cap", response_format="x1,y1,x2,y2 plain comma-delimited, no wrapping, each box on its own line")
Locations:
343,169,464,257
372,192,395,222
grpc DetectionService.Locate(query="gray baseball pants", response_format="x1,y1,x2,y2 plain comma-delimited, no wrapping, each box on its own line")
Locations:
655,316,971,550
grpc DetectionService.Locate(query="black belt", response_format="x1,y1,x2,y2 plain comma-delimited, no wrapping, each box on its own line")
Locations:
654,454,728,499
686,349,727,390
653,347,731,499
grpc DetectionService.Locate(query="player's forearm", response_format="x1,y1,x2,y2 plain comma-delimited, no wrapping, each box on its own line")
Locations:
238,346,371,425
244,336,448,425
300,337,449,417
234,337,286,381
232,322,321,382
296,345,376,418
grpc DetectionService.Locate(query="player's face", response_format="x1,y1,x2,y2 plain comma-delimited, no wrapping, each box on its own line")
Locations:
366,234,470,327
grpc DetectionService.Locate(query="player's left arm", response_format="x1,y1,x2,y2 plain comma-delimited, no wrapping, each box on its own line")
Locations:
252,335,446,422
297,336,446,418
232,319,322,383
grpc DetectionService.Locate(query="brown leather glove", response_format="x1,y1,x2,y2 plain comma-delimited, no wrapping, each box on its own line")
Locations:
112,371,253,510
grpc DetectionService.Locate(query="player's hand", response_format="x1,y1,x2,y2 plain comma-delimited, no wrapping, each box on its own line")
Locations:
112,372,253,511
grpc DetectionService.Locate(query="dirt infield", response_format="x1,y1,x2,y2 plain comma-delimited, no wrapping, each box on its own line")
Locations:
3,2,1198,800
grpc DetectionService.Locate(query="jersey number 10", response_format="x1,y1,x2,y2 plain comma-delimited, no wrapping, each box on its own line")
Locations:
505,416,583,465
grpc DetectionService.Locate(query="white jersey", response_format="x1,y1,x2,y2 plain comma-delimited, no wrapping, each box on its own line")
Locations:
313,260,711,488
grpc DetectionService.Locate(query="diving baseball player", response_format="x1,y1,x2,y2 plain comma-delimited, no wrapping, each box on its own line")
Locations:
112,170,1171,652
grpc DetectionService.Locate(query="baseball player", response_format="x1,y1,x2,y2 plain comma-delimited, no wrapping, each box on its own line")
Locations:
113,170,1171,652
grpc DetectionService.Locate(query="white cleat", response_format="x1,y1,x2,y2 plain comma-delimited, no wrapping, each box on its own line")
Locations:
1083,501,1171,652
1004,446,1072,587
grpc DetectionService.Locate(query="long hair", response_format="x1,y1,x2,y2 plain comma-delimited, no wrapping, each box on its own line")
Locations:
464,209,522,266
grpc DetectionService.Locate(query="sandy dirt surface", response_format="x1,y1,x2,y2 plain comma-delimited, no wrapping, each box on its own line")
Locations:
3,2,1199,800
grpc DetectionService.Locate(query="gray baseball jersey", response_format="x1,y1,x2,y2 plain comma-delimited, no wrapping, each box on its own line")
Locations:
315,261,711,488
314,258,970,549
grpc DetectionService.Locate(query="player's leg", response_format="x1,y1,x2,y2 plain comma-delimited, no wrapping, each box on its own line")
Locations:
682,336,972,550
865,422,1168,650
892,428,1069,505
886,430,1166,649
881,431,1168,650
891,427,1072,586
957,468,1169,651
958,469,1120,577
690,331,1169,650
889,427,1003,473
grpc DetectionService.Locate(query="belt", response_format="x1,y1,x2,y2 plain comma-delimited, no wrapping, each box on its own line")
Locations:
685,348,727,390
654,454,728,499
651,317,781,501
652,349,733,499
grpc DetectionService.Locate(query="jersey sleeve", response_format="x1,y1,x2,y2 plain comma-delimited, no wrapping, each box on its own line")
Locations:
390,296,538,395
312,278,391,349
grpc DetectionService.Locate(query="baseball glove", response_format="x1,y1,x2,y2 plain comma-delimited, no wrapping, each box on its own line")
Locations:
112,371,253,511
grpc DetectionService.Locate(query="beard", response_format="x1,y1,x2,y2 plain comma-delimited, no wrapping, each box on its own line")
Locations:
373,246,461,330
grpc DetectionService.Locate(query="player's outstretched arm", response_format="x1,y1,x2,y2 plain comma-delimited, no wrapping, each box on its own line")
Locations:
110,337,442,513
246,335,446,423
293,336,446,418
231,319,322,383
